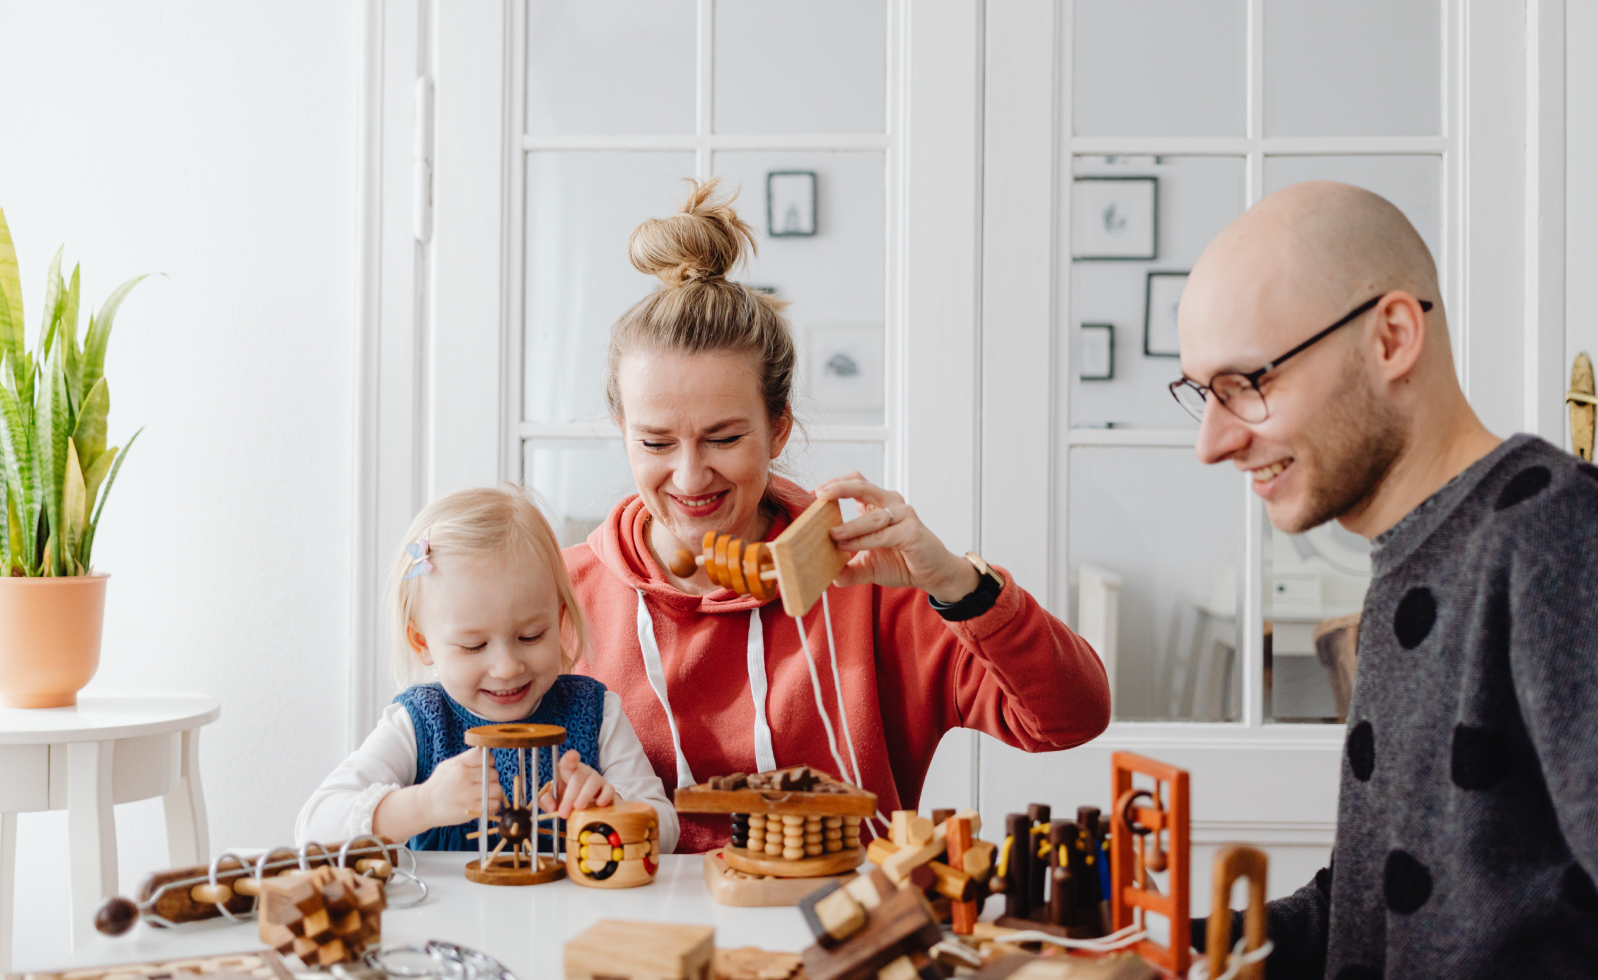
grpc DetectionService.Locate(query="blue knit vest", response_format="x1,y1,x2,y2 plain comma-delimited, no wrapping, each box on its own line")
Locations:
395,675,606,852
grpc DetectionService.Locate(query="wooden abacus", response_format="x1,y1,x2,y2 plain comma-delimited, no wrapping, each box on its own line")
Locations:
668,498,851,618
463,722,567,886
676,766,875,906
1110,752,1190,977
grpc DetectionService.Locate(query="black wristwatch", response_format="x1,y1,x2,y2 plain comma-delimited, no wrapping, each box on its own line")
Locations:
928,552,1005,621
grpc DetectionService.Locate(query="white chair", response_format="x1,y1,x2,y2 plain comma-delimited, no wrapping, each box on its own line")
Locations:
1076,564,1122,711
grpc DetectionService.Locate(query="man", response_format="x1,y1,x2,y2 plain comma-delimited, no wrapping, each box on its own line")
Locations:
1175,181,1598,978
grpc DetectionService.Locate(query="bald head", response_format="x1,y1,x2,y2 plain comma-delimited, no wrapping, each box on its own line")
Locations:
1182,181,1444,378
1177,181,1481,537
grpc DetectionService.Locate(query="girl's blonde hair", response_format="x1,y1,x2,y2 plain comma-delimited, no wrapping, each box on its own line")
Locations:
388,485,590,691
604,179,797,426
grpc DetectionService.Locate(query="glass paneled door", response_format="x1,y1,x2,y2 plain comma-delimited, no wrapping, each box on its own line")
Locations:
519,0,894,544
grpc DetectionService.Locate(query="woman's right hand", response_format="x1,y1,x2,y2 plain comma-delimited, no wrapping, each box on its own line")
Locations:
422,746,506,825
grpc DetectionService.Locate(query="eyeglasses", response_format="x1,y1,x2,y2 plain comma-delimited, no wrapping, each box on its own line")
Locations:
1169,293,1433,423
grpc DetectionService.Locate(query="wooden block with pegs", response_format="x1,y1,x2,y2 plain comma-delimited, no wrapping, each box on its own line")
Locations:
564,920,715,980
668,498,851,617
257,865,385,967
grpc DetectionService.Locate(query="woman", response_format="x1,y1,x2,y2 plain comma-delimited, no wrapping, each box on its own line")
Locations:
565,182,1110,852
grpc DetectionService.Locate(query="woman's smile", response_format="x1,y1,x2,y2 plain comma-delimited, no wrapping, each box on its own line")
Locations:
667,489,729,518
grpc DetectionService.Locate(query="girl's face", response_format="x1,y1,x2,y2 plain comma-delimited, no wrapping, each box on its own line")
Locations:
616,351,792,567
407,551,566,721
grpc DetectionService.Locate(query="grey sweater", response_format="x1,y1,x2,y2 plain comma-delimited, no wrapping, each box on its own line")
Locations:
1202,434,1598,978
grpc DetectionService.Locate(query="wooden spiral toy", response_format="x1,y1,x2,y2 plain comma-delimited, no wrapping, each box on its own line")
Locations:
667,498,850,618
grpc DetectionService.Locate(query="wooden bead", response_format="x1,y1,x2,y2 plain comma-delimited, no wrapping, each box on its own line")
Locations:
824,839,842,853
748,814,767,827
783,847,805,860
824,817,844,828
805,843,824,856
824,829,843,840
765,841,783,855
805,832,824,844
782,815,805,826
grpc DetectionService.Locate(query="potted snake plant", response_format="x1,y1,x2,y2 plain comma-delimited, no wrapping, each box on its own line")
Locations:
0,208,145,707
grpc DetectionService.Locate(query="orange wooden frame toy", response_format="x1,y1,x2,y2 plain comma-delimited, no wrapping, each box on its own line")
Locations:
1109,751,1190,976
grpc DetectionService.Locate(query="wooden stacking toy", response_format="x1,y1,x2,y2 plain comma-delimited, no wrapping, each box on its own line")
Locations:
668,498,851,617
567,800,661,888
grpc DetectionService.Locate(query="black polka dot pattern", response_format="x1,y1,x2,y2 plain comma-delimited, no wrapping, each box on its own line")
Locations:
1346,721,1375,782
1494,466,1551,510
1393,588,1437,649
1334,966,1382,980
1560,863,1598,914
1384,850,1432,914
1450,724,1508,790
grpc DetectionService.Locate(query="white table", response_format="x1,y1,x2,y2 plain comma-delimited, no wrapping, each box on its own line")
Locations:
0,688,220,969
54,854,817,980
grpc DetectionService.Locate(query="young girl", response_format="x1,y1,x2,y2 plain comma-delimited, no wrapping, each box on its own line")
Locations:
297,486,677,853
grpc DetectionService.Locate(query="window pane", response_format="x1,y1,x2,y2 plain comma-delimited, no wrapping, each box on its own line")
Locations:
1264,0,1441,137
1068,156,1245,430
712,152,885,426
714,0,886,134
523,440,636,548
526,0,696,136
524,152,696,424
1073,0,1246,137
1265,521,1371,723
1263,155,1442,260
1069,448,1244,722
784,441,884,506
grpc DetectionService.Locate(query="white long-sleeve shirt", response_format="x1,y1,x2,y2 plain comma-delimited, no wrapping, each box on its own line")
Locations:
296,691,678,854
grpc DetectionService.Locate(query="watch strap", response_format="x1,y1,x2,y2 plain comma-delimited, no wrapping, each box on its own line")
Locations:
928,552,1005,622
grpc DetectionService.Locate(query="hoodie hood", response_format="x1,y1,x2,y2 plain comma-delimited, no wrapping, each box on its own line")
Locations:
585,475,815,615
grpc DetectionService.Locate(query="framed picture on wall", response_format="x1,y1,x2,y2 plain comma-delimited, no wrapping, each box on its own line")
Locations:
1071,176,1157,260
767,171,817,237
1079,323,1114,380
1143,271,1188,357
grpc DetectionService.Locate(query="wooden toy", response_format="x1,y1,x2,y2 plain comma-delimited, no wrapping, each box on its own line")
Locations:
990,804,1109,940
564,920,715,980
1205,846,1269,980
1109,753,1190,977
17,951,296,980
701,849,855,907
256,864,385,967
972,951,1158,980
668,498,851,617
93,837,417,935
463,722,567,886
567,800,661,888
677,765,876,905
712,947,804,980
798,869,944,980
864,808,992,935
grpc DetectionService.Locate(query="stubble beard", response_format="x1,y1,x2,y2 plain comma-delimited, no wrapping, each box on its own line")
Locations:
1272,356,1407,535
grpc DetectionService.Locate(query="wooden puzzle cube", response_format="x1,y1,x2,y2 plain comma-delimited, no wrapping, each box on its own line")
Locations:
258,865,385,966
564,920,716,980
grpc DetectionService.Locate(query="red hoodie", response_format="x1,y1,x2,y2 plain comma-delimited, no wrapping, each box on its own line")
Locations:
564,477,1111,853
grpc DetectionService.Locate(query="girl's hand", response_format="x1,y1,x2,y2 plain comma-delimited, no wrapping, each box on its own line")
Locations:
537,749,617,819
423,745,506,825
814,472,980,603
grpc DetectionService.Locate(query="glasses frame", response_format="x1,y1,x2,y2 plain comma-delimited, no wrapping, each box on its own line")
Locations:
1169,293,1433,423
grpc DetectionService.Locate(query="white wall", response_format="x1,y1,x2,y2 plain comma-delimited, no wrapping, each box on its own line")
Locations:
0,2,359,967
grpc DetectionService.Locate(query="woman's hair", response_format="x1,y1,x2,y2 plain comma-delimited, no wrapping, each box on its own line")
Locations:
604,179,797,426
387,485,590,691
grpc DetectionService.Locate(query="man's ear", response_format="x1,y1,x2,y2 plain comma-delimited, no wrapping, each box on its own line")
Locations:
407,624,434,666
1373,291,1428,381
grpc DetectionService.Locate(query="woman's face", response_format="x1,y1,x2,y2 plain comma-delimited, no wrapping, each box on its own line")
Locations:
617,351,792,554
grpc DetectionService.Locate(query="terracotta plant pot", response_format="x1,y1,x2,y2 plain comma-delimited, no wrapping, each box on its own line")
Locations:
0,574,108,708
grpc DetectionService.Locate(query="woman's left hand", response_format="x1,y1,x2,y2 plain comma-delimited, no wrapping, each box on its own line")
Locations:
814,473,980,603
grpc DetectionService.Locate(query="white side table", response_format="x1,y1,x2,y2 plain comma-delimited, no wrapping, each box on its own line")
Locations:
0,687,220,970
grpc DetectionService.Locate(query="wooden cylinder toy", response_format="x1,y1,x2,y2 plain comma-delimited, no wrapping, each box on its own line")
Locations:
566,800,660,889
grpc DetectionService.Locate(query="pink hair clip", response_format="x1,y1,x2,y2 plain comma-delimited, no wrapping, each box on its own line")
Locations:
403,538,433,580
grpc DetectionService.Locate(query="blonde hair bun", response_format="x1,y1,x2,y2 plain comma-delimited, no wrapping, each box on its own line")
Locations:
629,179,757,287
